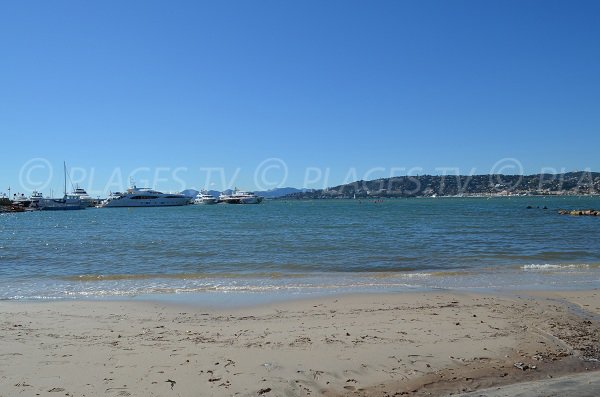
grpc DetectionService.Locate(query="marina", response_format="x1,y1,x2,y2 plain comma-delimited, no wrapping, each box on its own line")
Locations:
2,163,86,211
2,174,265,210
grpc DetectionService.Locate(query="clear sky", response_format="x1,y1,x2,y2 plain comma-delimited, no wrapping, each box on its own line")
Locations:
1,0,599,195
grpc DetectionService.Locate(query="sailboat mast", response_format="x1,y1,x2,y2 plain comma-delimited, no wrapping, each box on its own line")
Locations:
63,161,67,196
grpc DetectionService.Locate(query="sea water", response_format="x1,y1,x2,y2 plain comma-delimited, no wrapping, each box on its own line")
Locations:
1,196,600,302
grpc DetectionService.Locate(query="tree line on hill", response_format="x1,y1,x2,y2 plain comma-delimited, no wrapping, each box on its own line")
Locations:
281,172,600,199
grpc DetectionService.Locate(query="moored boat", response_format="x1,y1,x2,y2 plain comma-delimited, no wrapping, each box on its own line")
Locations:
219,189,264,204
11,193,32,208
193,190,218,205
27,191,43,209
71,186,96,207
34,195,85,211
100,183,189,207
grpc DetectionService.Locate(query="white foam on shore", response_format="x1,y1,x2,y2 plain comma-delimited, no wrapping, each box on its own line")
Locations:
4,266,600,301
522,264,591,271
401,272,432,278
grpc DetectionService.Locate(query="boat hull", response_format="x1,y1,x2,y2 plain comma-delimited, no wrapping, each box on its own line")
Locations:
40,205,85,211
35,198,85,211
220,198,241,204
78,198,96,207
219,197,263,204
11,199,32,208
102,197,190,207
240,197,263,204
194,199,218,205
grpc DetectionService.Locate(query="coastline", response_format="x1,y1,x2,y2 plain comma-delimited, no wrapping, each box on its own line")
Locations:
1,289,599,396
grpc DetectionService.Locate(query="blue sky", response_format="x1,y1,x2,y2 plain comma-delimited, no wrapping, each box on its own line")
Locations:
1,0,599,195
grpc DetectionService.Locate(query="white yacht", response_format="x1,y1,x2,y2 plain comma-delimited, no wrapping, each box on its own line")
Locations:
100,185,189,207
28,191,43,208
193,190,218,205
71,186,95,207
219,189,264,204
11,193,32,208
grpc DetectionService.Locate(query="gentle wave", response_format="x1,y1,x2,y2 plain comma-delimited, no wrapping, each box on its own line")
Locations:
62,272,311,282
4,266,600,301
3,282,423,300
369,272,431,279
429,271,474,277
521,263,595,271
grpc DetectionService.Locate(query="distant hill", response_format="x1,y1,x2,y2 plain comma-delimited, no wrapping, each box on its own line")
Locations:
255,187,308,198
181,187,307,199
180,189,198,198
180,189,220,198
280,172,600,199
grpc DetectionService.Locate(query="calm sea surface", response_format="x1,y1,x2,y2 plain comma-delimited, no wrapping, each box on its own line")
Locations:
1,197,600,301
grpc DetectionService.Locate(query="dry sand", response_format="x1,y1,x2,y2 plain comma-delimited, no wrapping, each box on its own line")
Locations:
1,290,599,396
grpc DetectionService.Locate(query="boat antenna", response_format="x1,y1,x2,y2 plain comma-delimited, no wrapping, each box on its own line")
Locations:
64,161,67,196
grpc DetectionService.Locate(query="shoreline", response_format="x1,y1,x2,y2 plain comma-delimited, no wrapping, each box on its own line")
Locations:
4,263,600,302
1,289,599,396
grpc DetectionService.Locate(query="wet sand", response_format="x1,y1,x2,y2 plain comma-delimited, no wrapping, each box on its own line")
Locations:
1,290,599,396
455,371,600,397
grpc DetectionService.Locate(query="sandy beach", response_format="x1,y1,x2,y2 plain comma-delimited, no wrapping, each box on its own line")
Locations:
1,290,599,397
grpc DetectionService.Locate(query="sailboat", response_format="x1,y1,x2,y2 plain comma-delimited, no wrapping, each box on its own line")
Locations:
32,162,85,211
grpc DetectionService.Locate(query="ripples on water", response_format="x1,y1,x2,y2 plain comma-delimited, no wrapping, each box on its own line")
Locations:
1,197,600,300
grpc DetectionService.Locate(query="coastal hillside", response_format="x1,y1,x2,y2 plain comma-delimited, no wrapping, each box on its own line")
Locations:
283,172,600,199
